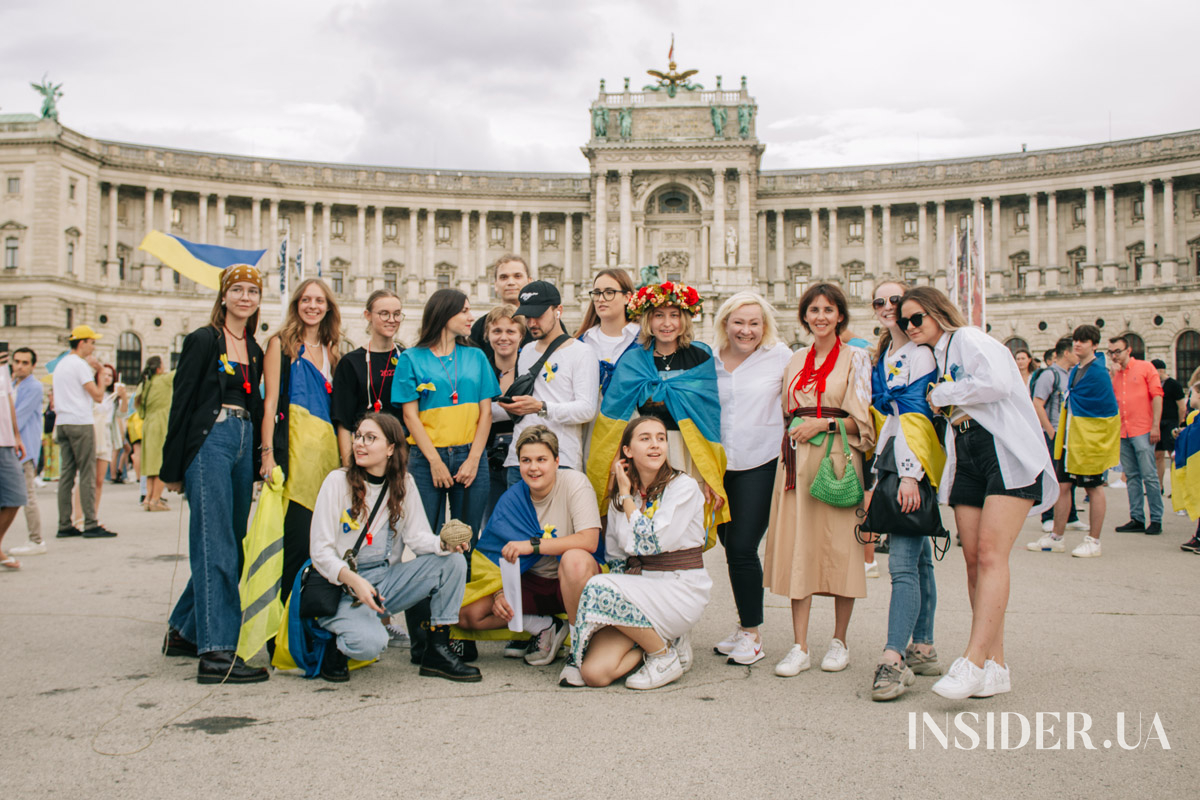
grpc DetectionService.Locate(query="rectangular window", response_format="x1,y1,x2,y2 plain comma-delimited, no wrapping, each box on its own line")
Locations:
437,273,451,289
384,272,397,293
793,223,808,242
1132,199,1144,221
171,207,182,225
6,177,19,194
66,241,75,273
543,227,557,244
69,180,77,200
1073,205,1085,225
4,237,17,269
490,225,504,243
3,305,16,327
332,219,345,237
66,308,73,329
225,211,237,230
902,218,917,236
118,255,126,281
1014,211,1028,230
958,214,970,231
331,272,343,294
848,274,863,297
383,222,397,239
436,224,451,243
279,218,290,235
847,221,863,240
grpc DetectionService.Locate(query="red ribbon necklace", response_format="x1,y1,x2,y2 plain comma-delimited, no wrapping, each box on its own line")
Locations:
365,343,398,413
788,337,840,416
224,325,253,395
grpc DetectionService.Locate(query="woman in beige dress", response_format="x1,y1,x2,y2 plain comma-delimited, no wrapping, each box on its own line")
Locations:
764,282,874,677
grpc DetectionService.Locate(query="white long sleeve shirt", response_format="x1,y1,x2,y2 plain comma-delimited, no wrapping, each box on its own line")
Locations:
504,338,599,470
714,342,792,471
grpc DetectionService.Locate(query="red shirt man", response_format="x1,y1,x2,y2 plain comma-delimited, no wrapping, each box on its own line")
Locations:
1109,340,1163,440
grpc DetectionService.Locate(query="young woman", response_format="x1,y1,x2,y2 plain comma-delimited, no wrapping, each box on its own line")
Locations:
866,281,946,701
308,413,479,683
87,365,127,518
136,356,173,511
764,282,875,678
900,286,1057,699
710,292,791,666
262,278,343,602
1014,348,1034,388
575,268,639,394
572,416,711,690
160,265,268,684
331,289,405,467
585,281,728,531
481,304,525,527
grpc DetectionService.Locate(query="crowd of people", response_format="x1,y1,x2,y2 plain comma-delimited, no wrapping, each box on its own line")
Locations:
3,253,1197,702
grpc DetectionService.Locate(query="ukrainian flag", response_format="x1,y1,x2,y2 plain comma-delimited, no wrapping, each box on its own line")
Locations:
138,230,266,290
285,352,340,510
1054,360,1121,475
584,343,729,545
870,362,946,487
1172,410,1200,518
236,466,285,668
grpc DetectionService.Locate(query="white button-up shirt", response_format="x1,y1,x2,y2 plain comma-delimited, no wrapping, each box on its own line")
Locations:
715,341,793,471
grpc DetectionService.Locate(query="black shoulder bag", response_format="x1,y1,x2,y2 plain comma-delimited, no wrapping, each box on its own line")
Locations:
857,439,951,558
501,333,570,422
298,485,389,618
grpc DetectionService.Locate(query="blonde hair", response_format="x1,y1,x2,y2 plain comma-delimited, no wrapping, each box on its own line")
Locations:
871,278,909,362
484,303,526,337
713,291,780,352
897,286,968,334
638,305,695,350
277,278,342,364
515,424,560,459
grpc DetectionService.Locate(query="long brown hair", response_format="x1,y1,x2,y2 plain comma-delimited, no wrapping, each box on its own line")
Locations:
607,416,680,508
208,283,262,339
898,286,968,334
345,413,409,532
415,289,472,350
575,268,634,337
871,278,909,363
277,278,342,365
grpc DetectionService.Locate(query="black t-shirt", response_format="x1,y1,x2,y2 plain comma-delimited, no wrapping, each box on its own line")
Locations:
330,345,406,433
636,344,712,430
1162,377,1185,424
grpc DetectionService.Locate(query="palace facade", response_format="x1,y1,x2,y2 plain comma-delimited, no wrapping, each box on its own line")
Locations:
3,71,1200,383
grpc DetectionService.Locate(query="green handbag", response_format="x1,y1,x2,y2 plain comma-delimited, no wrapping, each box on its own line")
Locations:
808,418,864,508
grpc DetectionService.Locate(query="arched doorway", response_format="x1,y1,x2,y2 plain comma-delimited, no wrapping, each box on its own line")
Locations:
1004,337,1030,356
116,332,142,384
1120,332,1146,361
642,184,702,283
1176,330,1200,383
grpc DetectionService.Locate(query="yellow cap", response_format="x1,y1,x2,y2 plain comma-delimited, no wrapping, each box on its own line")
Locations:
69,324,103,341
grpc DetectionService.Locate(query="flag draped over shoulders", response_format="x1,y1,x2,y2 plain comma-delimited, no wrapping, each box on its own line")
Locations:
285,354,339,510
1172,410,1200,518
1054,359,1121,475
870,360,946,487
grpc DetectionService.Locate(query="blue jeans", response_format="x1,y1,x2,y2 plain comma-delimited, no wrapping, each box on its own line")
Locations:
1119,434,1162,524
169,415,254,654
408,444,490,540
480,465,508,530
885,535,937,656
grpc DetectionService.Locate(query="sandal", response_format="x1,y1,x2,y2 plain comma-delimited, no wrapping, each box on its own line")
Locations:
147,499,170,512
1,556,21,570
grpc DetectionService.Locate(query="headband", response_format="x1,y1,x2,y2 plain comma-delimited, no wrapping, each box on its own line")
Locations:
222,264,263,293
628,281,703,319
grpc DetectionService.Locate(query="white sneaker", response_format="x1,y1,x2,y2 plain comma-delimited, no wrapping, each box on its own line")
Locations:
726,630,765,666
1071,536,1102,558
1067,520,1090,531
1026,534,1065,553
674,632,693,673
1041,519,1054,533
865,561,879,578
931,657,986,699
558,653,585,687
821,638,850,672
774,644,811,677
9,541,47,556
33,477,45,488
625,648,683,690
1109,479,1126,489
385,622,410,649
503,638,528,658
713,626,741,656
972,659,1012,697
524,618,569,666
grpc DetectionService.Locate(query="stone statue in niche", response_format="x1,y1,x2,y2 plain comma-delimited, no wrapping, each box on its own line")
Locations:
725,226,738,264
737,104,754,139
619,108,633,140
592,107,608,138
607,228,620,266
710,105,727,138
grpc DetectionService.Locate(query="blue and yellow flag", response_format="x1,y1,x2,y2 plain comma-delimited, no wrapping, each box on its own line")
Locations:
138,230,266,290
584,343,729,543
271,563,374,677
1172,410,1200,519
870,361,946,487
236,466,286,668
1054,359,1121,475
285,351,340,510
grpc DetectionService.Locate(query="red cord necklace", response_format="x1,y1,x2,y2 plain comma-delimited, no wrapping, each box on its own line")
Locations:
366,342,398,413
224,325,252,394
788,337,840,416
435,344,460,405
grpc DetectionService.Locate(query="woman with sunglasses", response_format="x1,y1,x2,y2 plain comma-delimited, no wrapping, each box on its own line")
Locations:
575,268,639,394
765,282,875,678
897,287,1057,699
866,281,945,701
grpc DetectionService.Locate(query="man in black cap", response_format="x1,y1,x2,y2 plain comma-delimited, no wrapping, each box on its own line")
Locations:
497,281,599,483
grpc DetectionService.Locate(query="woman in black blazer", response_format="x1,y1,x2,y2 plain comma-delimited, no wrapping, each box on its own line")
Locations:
160,265,268,684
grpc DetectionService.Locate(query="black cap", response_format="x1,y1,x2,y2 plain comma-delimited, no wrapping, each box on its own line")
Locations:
514,280,562,317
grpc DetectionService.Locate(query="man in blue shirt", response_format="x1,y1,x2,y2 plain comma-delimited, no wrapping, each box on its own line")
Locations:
9,348,45,556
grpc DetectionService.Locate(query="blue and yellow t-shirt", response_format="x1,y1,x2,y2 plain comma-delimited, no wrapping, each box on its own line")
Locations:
391,345,500,447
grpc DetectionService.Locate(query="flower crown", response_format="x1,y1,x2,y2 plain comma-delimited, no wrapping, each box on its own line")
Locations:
627,281,703,320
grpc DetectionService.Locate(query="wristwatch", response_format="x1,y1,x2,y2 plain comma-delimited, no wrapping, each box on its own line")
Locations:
617,493,634,506
536,401,548,418
827,420,837,433
529,537,541,554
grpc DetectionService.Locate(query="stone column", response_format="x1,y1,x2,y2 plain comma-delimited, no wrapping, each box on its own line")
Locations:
774,210,786,281
216,195,227,247
251,197,262,251
594,174,606,267
1142,181,1157,285
990,198,1001,290
476,210,488,288
934,201,945,276
197,193,208,244
809,207,821,278
864,206,875,275
321,203,331,282
755,211,766,283
407,208,420,299
564,213,576,303
513,212,522,262
303,201,314,279
372,205,384,293
618,170,633,266
1028,193,1039,268
712,169,726,267
917,203,927,272
107,184,119,287
529,211,540,279
581,214,591,282
738,168,751,266
459,209,471,294
268,199,279,298
881,205,892,275
163,190,174,291
142,188,157,289
424,209,436,289
1084,188,1098,288
356,205,367,290
700,225,709,281
1103,185,1117,285
828,207,840,278
635,223,644,272
1163,179,1177,283
1045,191,1059,291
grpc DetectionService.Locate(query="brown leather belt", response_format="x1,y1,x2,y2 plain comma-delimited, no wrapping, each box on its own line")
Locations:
782,407,850,490
788,406,850,420
626,546,704,575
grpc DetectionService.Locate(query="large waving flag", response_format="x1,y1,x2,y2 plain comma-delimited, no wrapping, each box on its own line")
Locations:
870,360,946,487
284,348,340,510
1172,410,1200,519
236,467,286,668
1054,359,1121,475
138,231,266,290
584,342,729,544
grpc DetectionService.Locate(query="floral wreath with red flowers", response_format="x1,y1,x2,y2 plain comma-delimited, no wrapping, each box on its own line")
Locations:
627,281,703,319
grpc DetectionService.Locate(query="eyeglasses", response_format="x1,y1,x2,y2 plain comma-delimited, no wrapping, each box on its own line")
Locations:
872,295,902,309
1106,349,1125,356
897,313,927,332
588,288,626,302
373,311,403,321
352,432,379,445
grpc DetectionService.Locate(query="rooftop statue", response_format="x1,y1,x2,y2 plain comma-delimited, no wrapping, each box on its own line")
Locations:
738,104,754,139
618,108,632,140
643,36,702,98
31,75,63,121
592,106,608,138
711,105,728,138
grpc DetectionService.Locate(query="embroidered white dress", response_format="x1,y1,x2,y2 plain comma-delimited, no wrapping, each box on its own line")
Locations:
572,474,712,661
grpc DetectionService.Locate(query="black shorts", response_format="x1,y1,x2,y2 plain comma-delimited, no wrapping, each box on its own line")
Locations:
1156,422,1177,453
948,424,1042,508
1053,456,1106,488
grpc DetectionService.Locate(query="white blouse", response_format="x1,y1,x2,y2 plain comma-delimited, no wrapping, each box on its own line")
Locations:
715,341,793,471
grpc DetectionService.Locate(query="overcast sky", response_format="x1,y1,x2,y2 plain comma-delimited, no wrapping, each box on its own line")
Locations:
3,0,1197,174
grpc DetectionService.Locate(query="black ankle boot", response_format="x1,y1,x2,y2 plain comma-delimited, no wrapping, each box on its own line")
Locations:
406,602,430,664
420,625,482,682
449,637,479,662
197,650,269,684
320,645,349,683
163,627,198,658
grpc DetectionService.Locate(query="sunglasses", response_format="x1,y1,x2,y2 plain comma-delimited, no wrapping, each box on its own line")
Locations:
872,295,902,309
897,313,928,332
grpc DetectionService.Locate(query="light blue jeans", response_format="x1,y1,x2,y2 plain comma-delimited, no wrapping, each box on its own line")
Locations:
885,535,937,656
1119,433,1162,524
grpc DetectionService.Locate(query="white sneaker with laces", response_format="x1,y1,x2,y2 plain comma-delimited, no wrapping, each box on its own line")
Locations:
1071,536,1102,558
713,626,741,656
625,648,683,690
1108,479,1126,489
774,644,811,677
726,630,765,666
1026,534,1065,553
524,618,569,666
1067,520,1089,531
385,623,410,649
9,541,47,556
674,632,693,672
558,654,585,687
972,659,1012,697
931,657,986,699
865,561,879,579
1041,519,1054,533
821,638,850,672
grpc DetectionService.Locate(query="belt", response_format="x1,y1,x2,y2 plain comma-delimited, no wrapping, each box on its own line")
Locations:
952,417,981,435
788,406,850,420
782,407,850,490
216,406,251,423
626,546,704,575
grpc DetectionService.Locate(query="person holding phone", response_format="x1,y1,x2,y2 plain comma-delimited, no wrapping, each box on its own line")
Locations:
480,304,524,527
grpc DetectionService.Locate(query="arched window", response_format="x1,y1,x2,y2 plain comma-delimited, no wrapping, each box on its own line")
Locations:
1004,337,1030,356
116,332,142,384
657,190,689,214
1176,330,1200,383
1121,332,1146,361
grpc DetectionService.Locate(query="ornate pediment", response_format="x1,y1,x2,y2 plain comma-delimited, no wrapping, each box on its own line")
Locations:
64,226,81,238
0,220,28,232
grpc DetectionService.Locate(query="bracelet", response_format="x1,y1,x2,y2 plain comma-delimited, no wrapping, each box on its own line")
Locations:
260,445,273,452
617,493,634,506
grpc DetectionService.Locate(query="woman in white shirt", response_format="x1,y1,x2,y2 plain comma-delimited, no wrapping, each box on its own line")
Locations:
309,412,480,683
575,268,640,394
899,286,1057,700
710,292,791,666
